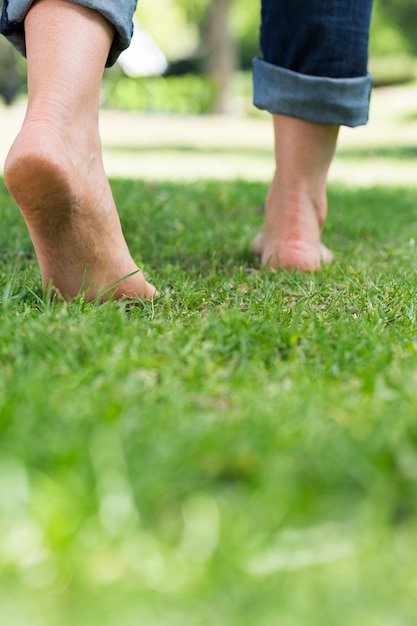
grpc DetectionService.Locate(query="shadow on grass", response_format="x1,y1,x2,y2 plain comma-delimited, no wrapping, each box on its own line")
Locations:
104,143,272,158
402,110,417,123
337,145,417,160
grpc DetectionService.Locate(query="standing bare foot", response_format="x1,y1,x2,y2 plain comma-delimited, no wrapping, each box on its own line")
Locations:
250,173,334,271
4,0,157,302
251,115,338,271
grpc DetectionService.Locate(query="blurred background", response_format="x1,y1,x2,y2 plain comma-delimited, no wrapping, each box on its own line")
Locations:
1,5,417,624
1,0,417,115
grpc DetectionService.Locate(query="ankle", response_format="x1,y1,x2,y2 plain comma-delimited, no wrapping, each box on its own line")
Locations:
266,180,327,236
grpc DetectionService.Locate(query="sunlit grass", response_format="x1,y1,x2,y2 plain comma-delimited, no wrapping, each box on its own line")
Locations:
1,174,417,624
100,82,417,186
2,82,417,187
0,82,417,624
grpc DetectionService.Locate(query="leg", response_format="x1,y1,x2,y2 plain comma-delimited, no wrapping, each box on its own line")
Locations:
252,0,373,271
3,0,156,301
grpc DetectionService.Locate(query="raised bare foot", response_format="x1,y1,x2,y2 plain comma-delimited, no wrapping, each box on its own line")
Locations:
4,120,157,302
251,176,333,271
4,0,157,303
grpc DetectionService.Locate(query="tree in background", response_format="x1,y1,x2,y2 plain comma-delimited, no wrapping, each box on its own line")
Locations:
0,1,415,108
370,0,413,55
368,0,416,86
201,0,236,113
173,0,259,112
379,0,417,54
174,0,259,70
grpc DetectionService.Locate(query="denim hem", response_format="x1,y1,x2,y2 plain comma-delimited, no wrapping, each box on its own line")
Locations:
253,57,372,127
1,0,137,67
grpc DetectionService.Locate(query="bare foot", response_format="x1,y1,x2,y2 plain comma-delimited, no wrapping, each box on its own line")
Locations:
251,232,333,271
251,115,338,272
4,0,157,303
250,174,333,271
4,120,157,302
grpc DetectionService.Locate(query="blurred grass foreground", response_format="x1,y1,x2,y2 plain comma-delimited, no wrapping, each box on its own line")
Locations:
2,2,417,626
1,80,417,624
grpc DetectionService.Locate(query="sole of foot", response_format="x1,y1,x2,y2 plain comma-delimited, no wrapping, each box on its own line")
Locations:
4,123,157,303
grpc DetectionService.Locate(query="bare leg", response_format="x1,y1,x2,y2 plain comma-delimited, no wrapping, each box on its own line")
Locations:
4,0,157,301
252,114,339,271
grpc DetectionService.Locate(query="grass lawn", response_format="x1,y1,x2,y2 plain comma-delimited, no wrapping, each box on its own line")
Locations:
2,103,417,623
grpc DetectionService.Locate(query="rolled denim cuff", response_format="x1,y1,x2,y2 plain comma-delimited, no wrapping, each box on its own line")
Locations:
253,57,372,127
1,0,137,67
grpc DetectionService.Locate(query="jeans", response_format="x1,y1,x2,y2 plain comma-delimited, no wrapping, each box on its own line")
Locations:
0,0,137,66
253,0,374,126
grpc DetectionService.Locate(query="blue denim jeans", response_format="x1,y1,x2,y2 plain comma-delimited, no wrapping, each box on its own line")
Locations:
1,0,137,66
254,0,374,126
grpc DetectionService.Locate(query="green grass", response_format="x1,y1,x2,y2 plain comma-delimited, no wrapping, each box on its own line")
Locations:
102,71,255,116
1,176,417,625
103,73,217,115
